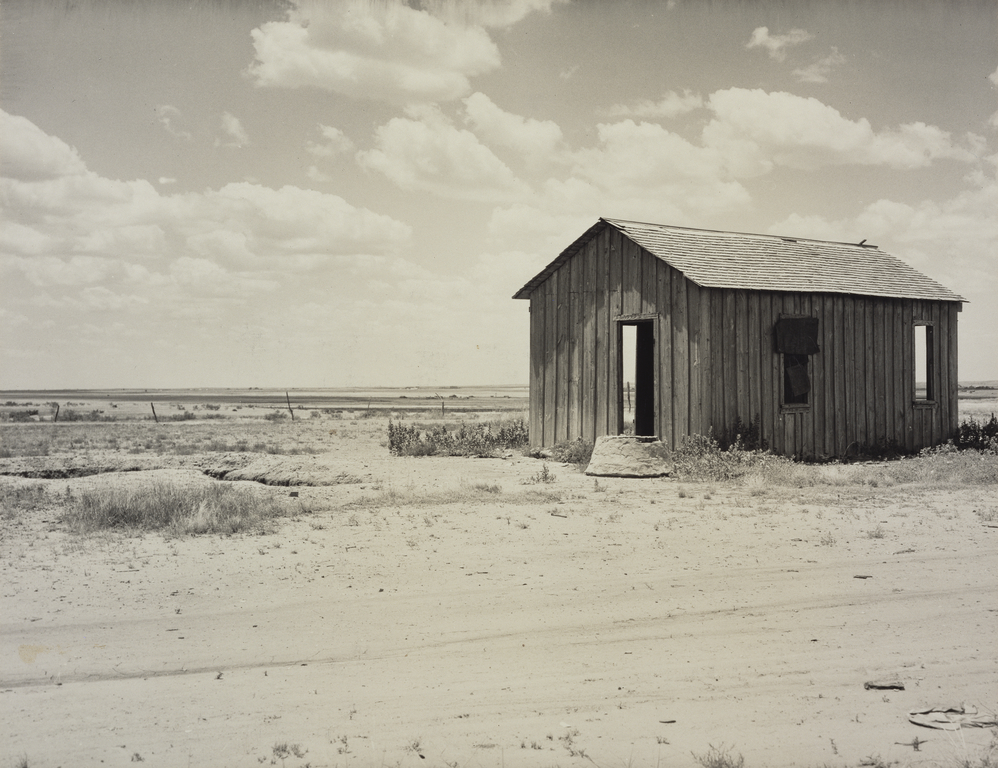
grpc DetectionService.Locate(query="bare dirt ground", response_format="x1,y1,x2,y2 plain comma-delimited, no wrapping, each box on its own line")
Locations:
1,406,996,768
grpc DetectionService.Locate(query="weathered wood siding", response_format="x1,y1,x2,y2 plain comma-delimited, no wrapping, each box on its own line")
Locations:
527,228,706,449
698,291,960,457
526,229,960,456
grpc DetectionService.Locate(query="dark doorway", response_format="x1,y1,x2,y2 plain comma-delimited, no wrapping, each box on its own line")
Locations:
619,321,656,436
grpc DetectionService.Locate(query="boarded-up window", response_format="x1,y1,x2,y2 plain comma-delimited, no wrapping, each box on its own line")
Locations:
774,317,820,355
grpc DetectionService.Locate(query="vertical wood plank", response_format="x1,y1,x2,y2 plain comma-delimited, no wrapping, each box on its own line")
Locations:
568,254,583,440
698,284,713,439
622,236,639,316
830,295,845,456
658,261,674,448
884,299,896,447
819,294,833,457
543,275,556,446
609,231,623,435
735,290,749,426
673,273,689,443
931,301,944,446
900,299,905,450
581,240,596,443
641,252,657,317
722,290,737,437
759,292,774,452
784,294,799,456
873,301,887,445
687,281,702,439
529,292,544,447
747,291,761,434
947,302,959,440
864,299,875,451
555,265,569,443
900,301,912,452
710,289,724,442
843,296,866,445
648,257,663,439
594,230,609,439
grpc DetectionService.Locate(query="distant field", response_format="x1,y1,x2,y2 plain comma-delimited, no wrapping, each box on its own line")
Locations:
0,386,529,422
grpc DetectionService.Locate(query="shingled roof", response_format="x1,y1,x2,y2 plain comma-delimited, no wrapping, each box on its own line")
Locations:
512,218,965,303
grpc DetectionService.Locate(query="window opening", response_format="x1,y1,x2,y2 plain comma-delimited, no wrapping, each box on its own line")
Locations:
774,316,818,408
783,354,810,405
914,324,933,401
618,321,655,436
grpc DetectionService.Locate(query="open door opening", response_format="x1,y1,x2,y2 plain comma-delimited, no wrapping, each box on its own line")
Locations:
619,321,656,436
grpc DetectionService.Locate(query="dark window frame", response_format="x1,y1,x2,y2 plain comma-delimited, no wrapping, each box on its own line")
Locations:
913,321,935,405
776,314,818,412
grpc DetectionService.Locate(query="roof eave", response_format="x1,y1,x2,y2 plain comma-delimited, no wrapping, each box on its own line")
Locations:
511,218,609,300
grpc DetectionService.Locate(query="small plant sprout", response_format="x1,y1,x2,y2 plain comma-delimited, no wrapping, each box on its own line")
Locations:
867,524,886,539
693,743,745,768
524,463,556,484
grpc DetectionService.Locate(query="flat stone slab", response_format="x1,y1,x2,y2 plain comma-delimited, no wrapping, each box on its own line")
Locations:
584,435,672,478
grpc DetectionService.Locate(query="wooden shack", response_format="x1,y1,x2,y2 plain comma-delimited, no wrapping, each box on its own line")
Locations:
513,218,965,459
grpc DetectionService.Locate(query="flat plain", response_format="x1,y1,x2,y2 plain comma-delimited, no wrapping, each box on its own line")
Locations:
1,388,996,768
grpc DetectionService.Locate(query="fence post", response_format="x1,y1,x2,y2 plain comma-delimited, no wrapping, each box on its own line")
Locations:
150,403,158,423
286,391,295,421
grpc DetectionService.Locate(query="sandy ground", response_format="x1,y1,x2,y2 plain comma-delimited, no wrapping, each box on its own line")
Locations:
1,420,997,768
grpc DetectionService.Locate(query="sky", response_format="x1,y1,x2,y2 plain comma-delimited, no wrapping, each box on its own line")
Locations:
1,0,996,389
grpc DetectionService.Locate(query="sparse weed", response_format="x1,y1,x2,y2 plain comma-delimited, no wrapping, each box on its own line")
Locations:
524,463,556,485
470,482,502,494
693,743,744,768
866,525,886,539
0,482,49,518
820,531,837,546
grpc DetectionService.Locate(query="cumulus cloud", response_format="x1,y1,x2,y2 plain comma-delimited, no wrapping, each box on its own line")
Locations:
703,88,980,173
793,47,846,84
357,103,531,200
746,26,813,62
247,1,501,104
570,119,750,213
155,104,193,141
219,112,250,147
989,65,998,86
604,90,704,118
0,110,88,181
306,124,355,158
463,92,563,162
1,109,411,302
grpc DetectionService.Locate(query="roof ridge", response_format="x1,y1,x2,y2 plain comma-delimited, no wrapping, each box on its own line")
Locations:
603,216,877,250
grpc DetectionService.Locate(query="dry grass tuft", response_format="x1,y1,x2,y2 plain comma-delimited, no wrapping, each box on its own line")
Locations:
59,481,295,536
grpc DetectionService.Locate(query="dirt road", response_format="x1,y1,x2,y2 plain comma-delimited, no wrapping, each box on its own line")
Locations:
2,431,996,767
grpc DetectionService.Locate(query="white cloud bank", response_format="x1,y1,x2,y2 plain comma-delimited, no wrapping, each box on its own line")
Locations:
357,103,531,201
247,0,563,104
0,109,411,311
